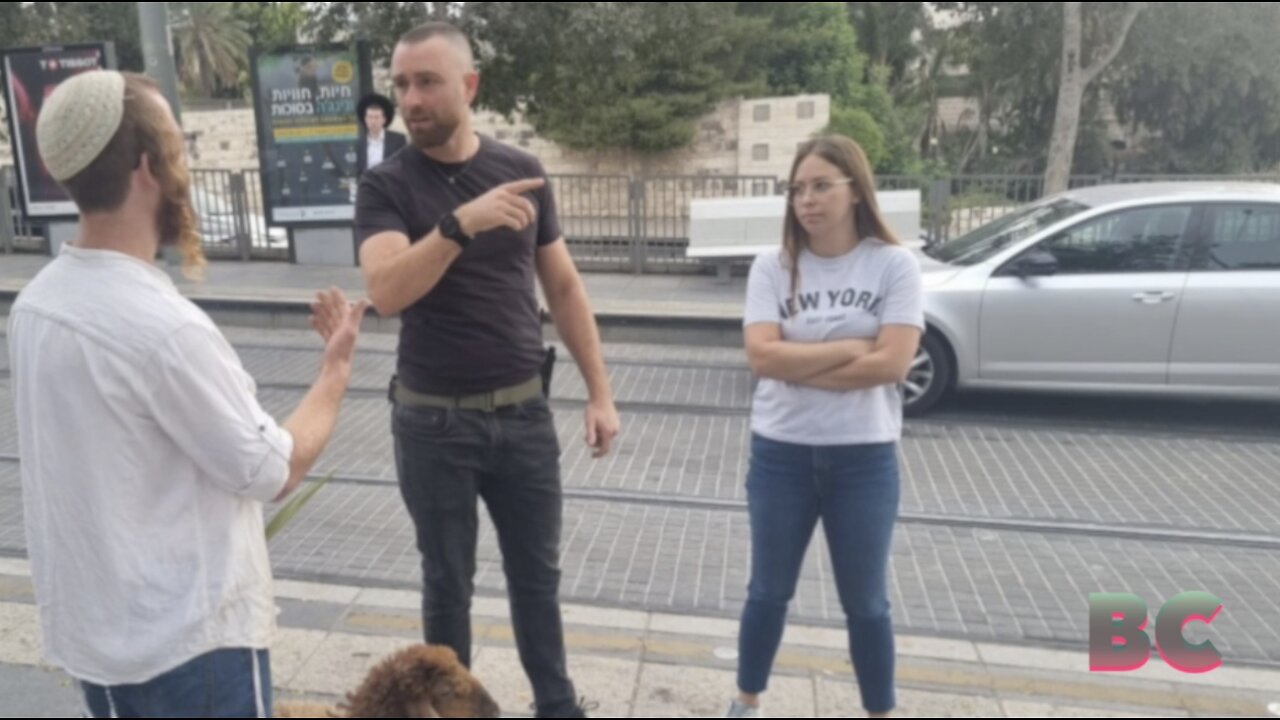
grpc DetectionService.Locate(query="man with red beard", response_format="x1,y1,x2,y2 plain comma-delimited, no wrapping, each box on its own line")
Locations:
8,70,369,717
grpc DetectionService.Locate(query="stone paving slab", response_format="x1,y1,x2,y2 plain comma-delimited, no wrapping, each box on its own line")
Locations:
0,565,1274,718
235,389,1280,538
14,471,1273,665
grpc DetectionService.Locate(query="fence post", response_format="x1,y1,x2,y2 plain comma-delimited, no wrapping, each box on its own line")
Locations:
229,172,252,261
629,178,645,275
0,169,15,255
929,178,951,243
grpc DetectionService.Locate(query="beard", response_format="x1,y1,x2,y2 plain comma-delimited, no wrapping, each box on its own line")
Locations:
407,113,462,150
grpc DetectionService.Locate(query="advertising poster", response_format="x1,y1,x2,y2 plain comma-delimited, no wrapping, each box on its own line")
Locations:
251,44,370,225
2,43,115,218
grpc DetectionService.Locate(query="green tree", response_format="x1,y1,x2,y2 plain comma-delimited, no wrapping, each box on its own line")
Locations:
1043,1,1145,193
846,2,926,93
827,106,887,167
9,3,145,72
0,3,30,50
171,2,253,97
737,2,864,105
69,3,145,71
299,0,921,166
235,2,307,52
936,2,1115,176
1111,1,1280,173
305,2,461,65
737,2,920,172
469,2,763,153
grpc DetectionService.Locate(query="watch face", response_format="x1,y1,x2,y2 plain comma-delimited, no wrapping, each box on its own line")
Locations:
442,213,467,244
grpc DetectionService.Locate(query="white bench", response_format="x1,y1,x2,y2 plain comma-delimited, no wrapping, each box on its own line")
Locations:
687,189,923,281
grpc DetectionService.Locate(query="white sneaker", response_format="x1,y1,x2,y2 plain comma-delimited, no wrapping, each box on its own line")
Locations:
726,699,761,718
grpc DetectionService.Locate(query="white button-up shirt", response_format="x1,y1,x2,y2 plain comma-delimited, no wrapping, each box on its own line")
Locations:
367,133,386,168
8,245,294,686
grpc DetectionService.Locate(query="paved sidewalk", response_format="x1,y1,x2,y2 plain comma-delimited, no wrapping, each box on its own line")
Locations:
3,253,1278,716
0,255,748,321
2,330,1279,666
0,559,1276,718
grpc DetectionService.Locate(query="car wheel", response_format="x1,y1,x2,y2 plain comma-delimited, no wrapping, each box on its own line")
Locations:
904,330,954,417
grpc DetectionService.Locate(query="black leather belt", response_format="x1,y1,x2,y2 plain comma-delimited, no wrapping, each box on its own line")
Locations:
391,374,542,412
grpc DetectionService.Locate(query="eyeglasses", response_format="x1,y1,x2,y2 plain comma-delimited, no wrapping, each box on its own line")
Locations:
787,177,853,201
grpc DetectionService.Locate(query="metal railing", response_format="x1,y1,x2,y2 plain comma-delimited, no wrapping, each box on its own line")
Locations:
2,166,45,254
5,166,1278,272
189,169,288,260
631,175,777,273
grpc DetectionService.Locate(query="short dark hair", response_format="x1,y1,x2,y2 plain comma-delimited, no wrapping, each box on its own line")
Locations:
399,21,467,46
398,21,474,67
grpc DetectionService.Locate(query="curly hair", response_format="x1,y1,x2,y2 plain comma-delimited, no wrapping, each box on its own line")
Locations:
340,644,500,718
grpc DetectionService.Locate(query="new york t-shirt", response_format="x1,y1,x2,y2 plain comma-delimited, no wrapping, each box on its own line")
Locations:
743,239,925,445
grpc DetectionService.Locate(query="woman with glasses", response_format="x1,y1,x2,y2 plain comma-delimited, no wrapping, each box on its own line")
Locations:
725,135,924,719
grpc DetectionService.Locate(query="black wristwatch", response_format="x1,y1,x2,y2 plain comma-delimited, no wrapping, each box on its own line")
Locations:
438,211,471,248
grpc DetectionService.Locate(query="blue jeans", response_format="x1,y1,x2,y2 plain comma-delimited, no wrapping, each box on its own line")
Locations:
737,434,900,714
80,648,271,718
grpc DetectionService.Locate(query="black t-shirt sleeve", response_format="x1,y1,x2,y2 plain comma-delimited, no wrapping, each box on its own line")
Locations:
532,159,563,247
355,172,409,244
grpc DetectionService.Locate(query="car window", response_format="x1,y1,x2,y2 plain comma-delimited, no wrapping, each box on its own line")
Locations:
930,199,1090,266
1030,205,1192,275
1198,204,1280,271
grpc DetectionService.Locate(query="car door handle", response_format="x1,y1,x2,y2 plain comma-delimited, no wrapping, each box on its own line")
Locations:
1132,291,1177,304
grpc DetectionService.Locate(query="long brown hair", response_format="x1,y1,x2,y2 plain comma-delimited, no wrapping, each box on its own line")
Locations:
782,135,899,297
61,73,205,279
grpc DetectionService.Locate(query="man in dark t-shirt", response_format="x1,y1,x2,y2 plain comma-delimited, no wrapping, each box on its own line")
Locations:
354,21,619,720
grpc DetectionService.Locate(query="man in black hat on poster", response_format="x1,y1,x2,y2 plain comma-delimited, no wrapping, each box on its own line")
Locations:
358,93,408,174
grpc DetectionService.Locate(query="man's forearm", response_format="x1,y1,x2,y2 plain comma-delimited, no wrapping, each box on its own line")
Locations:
546,283,611,401
365,231,462,317
278,363,351,501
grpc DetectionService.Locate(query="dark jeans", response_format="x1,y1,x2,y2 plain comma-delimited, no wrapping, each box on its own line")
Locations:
737,434,900,714
392,392,578,717
80,648,270,718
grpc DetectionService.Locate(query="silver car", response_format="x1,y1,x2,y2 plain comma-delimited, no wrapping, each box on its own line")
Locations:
905,182,1280,415
192,191,289,250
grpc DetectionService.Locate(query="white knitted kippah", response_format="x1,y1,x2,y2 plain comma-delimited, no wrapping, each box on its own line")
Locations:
36,70,127,182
